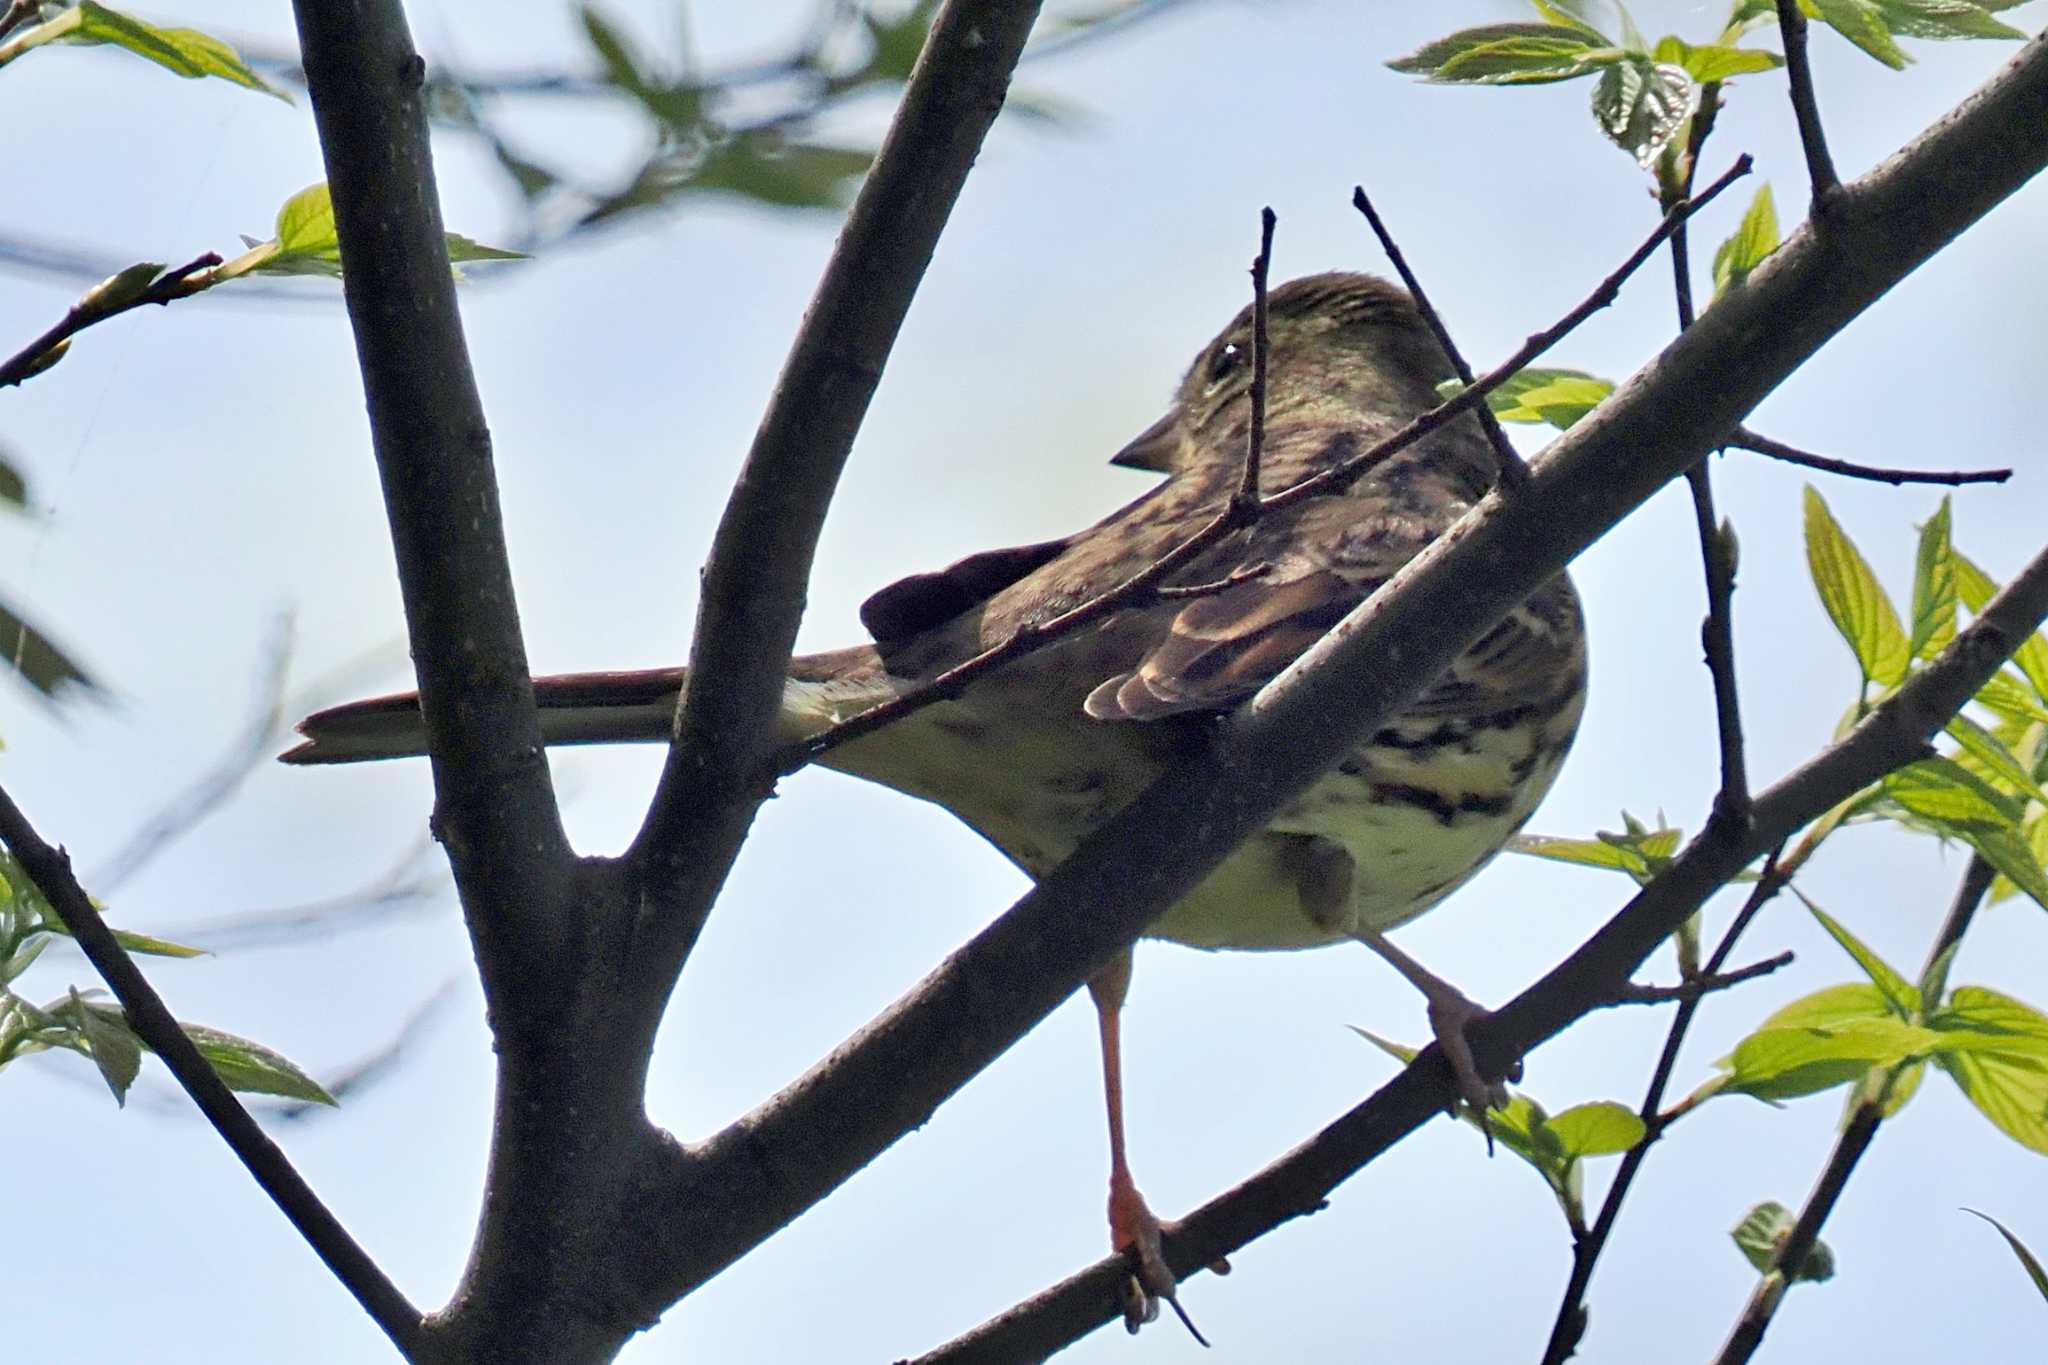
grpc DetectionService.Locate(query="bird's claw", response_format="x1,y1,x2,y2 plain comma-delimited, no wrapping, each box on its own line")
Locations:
1425,988,1518,1118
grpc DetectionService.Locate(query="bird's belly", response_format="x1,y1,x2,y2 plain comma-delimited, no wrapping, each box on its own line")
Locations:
824,689,1578,953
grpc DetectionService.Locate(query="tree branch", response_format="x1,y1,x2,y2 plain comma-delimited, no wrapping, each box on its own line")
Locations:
1775,0,1841,208
1351,184,1529,488
915,549,2048,1362
1731,425,2012,486
627,0,1048,979
0,783,428,1356
628,28,2048,1317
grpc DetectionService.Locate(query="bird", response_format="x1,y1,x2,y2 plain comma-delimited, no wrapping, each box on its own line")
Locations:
283,272,1588,1328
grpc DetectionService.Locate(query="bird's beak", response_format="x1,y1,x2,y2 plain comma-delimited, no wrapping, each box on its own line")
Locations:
1108,409,1180,473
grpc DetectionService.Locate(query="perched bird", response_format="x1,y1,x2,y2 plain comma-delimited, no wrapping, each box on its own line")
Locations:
285,273,1587,1325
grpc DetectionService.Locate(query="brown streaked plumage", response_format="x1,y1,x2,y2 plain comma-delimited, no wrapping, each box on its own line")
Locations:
284,273,1587,1328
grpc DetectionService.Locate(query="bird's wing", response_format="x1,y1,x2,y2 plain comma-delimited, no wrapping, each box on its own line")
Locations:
860,535,1076,643
1082,495,1578,724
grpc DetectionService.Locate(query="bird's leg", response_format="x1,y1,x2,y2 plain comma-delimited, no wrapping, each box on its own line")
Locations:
1088,951,1175,1332
1293,834,1515,1115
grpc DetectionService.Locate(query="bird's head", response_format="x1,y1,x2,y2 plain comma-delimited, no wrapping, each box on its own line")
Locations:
1111,272,1463,479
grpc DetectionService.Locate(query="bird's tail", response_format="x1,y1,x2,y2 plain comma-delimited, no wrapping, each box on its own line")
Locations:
279,660,878,765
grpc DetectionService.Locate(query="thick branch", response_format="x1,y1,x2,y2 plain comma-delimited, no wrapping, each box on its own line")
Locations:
629,29,2048,1312
919,551,2048,1362
0,784,428,1356
627,0,1047,972
290,0,575,1013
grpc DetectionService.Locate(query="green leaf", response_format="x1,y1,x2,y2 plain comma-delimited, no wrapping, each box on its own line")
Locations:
1532,0,1612,42
242,184,523,279
1810,0,1913,67
1732,1200,1838,1282
1871,0,2025,41
1758,982,1899,1032
1652,36,1785,82
1963,1210,2048,1305
1936,1044,2048,1153
1955,551,2048,704
0,599,104,701
1713,184,1780,298
1804,485,1910,688
77,262,166,316
1974,671,2048,727
1719,1015,1935,1102
1883,759,2048,911
1989,810,2048,907
1910,497,1958,659
1591,55,1695,166
1387,25,1613,84
3,2,290,100
1798,894,1919,1018
176,1023,336,1104
70,990,140,1105
1441,367,1617,428
1945,713,2048,809
860,0,940,84
1547,1101,1646,1157
1511,817,1681,884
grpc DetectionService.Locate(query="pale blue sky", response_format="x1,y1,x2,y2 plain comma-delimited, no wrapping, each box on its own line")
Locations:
6,2,2048,1361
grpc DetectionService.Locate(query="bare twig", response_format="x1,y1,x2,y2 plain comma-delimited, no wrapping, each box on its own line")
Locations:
0,251,223,389
1661,82,1752,823
1538,849,1793,1364
1350,184,1529,489
1775,0,1841,208
1612,949,1793,1005
0,782,428,1355
1732,426,2012,486
1237,206,1275,509
791,159,1751,772
1713,854,1996,1365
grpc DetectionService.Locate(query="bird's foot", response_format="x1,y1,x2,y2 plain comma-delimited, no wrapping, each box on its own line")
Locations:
1422,983,1520,1118
1109,1177,1175,1333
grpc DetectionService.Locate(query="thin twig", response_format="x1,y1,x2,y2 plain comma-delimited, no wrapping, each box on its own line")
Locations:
0,782,428,1356
1732,426,2012,486
1713,854,1996,1365
1237,206,1275,509
790,157,1751,772
1775,0,1841,208
1538,849,1791,1365
1663,84,1753,824
1351,184,1529,489
1611,949,1792,1004
0,251,223,389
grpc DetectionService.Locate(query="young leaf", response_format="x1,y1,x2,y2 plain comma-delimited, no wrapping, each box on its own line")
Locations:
1962,1210,2048,1305
1757,982,1898,1032
1935,1046,2048,1153
69,989,140,1105
1872,0,2025,41
1945,713,2048,809
1719,1015,1935,1102
177,1023,336,1105
1713,184,1779,298
1547,1101,1646,1158
1954,551,2048,703
1884,759,2048,910
1804,486,1910,688
1798,893,1919,1018
1652,35,1786,82
1387,24,1612,84
2,2,289,100
1910,497,1958,659
1810,0,1913,68
1591,55,1695,166
1732,1200,1838,1282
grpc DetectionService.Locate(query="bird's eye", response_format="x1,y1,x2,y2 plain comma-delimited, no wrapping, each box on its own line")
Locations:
1205,342,1245,389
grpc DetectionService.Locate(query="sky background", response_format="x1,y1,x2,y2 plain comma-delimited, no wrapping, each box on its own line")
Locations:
7,1,2048,1361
